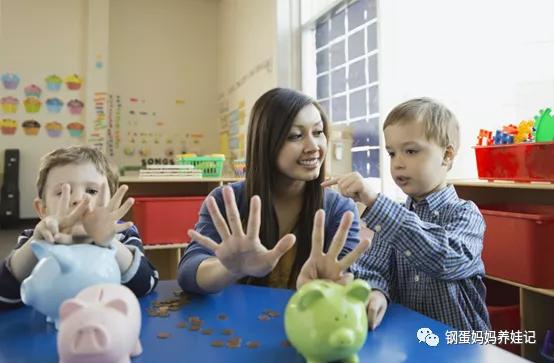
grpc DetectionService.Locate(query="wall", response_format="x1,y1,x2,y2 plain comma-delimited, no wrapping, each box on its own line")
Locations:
301,0,554,200
217,0,277,160
0,0,220,218
378,0,554,198
109,0,219,167
0,0,87,218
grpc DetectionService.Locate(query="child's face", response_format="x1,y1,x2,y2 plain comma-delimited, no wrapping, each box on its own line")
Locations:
36,162,110,236
276,104,327,183
384,120,449,201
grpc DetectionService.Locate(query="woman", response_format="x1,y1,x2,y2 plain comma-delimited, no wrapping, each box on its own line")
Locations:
177,88,369,293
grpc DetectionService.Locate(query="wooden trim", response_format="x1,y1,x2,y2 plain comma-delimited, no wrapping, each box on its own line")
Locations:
486,275,554,298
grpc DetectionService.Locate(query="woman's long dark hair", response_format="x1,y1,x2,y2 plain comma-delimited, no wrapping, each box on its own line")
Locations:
244,88,329,286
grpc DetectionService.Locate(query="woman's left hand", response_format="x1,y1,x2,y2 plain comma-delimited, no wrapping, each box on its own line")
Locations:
296,210,371,289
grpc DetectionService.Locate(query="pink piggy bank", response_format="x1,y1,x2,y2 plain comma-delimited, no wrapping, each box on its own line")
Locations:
57,284,142,363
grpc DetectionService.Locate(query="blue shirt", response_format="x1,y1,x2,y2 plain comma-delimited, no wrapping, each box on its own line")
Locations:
178,181,361,294
0,224,159,310
351,185,490,331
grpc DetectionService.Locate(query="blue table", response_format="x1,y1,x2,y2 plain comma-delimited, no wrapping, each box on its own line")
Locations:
0,280,529,362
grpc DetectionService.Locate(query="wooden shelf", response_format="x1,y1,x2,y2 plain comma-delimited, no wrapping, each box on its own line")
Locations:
452,181,554,361
144,243,188,250
486,275,554,298
120,176,243,183
449,178,554,190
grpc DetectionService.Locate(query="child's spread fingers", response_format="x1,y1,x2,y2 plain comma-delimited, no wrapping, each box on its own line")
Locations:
108,185,128,211
206,196,231,240
53,233,73,245
64,195,90,227
113,197,134,220
309,210,325,257
41,229,55,243
338,238,370,271
246,195,261,240
44,217,60,236
327,211,353,259
188,229,219,252
57,183,71,216
96,184,109,209
222,186,244,236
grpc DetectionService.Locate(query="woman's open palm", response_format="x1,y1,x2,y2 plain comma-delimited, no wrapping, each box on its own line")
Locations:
188,186,296,277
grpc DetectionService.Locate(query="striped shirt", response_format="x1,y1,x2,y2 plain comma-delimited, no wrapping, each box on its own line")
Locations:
0,224,159,310
351,185,491,331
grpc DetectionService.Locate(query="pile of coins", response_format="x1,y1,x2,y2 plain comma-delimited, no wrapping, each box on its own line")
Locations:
149,289,291,351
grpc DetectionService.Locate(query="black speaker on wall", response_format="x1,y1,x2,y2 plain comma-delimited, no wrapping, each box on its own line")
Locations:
0,149,20,227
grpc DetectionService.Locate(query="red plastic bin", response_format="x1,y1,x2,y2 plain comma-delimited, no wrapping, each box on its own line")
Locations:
488,305,521,355
474,142,554,182
132,196,205,245
480,204,554,288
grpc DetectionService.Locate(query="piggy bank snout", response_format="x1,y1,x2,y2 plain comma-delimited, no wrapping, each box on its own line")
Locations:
329,327,355,348
73,325,109,353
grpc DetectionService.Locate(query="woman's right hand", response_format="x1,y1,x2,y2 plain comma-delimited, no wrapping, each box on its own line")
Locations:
188,186,296,278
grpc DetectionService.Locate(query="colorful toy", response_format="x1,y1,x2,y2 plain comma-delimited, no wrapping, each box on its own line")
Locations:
534,108,554,142
515,120,534,143
476,129,493,146
20,241,120,328
57,284,142,363
493,130,513,145
284,279,371,363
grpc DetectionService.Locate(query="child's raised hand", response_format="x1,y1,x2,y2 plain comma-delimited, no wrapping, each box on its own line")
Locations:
296,210,370,289
32,183,90,244
188,186,296,278
321,172,378,207
82,184,135,247
367,290,388,330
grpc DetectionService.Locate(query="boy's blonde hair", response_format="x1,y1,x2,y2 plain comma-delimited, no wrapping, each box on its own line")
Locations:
383,97,460,154
36,146,119,200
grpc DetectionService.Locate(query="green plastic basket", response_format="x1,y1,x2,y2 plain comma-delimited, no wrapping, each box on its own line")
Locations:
176,155,225,177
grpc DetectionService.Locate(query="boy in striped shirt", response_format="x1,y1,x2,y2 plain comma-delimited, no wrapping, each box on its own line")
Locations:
0,146,158,309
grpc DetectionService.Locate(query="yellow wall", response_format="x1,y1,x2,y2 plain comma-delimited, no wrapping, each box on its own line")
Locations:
216,0,277,160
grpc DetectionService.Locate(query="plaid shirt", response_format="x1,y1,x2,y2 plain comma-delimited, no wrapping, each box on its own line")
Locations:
352,185,491,331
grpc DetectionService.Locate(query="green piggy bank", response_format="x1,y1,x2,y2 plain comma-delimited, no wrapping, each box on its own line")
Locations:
284,279,371,363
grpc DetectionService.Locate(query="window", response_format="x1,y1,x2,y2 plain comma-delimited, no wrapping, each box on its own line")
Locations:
310,0,379,178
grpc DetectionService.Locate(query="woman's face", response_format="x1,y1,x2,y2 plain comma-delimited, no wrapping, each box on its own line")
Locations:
276,104,327,182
